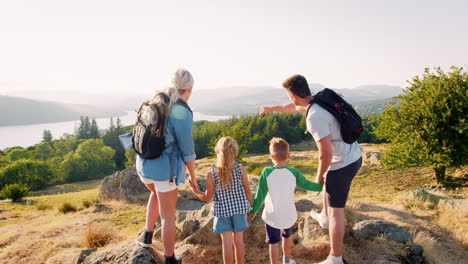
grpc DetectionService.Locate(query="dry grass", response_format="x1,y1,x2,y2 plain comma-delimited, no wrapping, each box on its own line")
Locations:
292,238,330,262
83,223,119,248
437,209,468,246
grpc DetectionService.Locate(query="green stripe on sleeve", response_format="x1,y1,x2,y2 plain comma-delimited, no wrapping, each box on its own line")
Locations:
286,166,323,192
249,167,270,215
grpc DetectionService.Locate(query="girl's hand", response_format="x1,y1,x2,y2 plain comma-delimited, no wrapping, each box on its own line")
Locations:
247,213,255,220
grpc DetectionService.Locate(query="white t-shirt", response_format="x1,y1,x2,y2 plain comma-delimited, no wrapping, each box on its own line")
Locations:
306,104,363,171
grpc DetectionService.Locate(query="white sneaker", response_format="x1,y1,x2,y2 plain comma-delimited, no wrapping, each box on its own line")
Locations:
284,259,296,264
310,210,329,229
316,255,344,264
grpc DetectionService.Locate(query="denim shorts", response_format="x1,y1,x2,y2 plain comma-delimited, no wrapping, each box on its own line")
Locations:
212,214,249,233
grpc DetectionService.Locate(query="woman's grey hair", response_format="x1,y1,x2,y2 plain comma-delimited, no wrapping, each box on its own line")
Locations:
152,68,194,107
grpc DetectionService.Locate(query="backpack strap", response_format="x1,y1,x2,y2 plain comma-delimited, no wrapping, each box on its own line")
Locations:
175,98,193,115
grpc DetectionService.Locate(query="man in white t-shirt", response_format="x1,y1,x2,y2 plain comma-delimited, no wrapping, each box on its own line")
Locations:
258,74,362,264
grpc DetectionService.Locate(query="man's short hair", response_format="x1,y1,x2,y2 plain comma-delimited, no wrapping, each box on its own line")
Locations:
282,74,312,99
269,137,290,161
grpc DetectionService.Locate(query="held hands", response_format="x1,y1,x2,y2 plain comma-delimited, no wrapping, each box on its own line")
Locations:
247,213,255,220
188,178,199,193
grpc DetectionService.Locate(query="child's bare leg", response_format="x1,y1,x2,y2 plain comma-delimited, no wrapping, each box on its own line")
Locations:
221,232,234,264
269,242,279,264
233,231,245,264
282,236,291,262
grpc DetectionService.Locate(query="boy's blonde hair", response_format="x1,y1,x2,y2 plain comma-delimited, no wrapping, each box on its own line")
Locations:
215,137,239,187
269,137,290,161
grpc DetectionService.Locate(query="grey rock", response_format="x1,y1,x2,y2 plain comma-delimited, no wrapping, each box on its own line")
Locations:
76,248,96,264
82,241,162,264
99,169,150,205
353,220,412,243
295,199,315,212
405,244,424,257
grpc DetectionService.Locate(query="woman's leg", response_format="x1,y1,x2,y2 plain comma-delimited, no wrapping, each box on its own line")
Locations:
144,184,159,232
221,232,234,264
158,188,178,257
233,231,245,264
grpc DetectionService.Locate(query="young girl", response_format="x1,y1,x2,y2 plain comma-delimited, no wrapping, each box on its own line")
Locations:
190,137,252,264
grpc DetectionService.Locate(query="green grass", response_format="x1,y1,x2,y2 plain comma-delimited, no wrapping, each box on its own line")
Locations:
30,179,102,196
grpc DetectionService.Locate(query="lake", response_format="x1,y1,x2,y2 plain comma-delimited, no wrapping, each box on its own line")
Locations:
0,111,230,150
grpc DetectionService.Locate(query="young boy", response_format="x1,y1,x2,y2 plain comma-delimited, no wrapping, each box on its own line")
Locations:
248,137,323,264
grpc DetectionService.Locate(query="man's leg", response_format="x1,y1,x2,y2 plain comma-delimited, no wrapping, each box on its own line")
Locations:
328,207,345,257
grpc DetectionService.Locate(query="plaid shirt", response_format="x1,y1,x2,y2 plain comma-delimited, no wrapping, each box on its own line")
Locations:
212,161,251,217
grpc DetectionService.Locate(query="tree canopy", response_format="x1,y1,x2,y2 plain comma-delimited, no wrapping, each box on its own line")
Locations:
374,67,467,183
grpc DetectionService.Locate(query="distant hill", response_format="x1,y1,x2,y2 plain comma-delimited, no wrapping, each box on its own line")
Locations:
354,98,399,117
189,84,403,115
0,96,125,126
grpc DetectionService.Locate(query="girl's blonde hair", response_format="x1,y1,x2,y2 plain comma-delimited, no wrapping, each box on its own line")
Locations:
215,137,239,187
152,68,194,107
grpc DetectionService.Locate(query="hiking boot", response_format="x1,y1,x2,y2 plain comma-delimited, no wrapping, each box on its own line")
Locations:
135,230,153,248
310,210,329,229
164,255,182,264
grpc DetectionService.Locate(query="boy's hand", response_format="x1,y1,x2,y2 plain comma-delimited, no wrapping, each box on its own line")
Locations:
247,213,255,220
315,175,324,185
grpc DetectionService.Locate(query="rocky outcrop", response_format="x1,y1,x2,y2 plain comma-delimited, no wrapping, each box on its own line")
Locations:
353,220,412,243
82,242,163,264
362,149,383,167
407,189,468,211
99,169,149,205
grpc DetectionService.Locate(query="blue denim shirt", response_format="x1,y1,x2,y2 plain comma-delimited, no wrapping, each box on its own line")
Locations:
135,102,196,185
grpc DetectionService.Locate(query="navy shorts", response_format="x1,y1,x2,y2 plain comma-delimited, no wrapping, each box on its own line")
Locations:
326,157,362,208
265,224,292,244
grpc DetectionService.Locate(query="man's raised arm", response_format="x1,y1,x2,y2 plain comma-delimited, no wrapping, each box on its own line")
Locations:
257,103,307,115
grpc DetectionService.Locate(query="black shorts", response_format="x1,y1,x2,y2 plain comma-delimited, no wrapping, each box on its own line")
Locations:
265,224,292,244
326,157,362,208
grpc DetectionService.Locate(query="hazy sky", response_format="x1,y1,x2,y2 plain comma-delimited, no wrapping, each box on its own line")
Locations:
1,0,467,96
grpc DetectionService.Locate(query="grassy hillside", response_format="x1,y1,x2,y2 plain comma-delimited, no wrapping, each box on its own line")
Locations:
0,145,466,263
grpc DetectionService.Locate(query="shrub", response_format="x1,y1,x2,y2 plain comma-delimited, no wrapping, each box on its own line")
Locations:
58,202,77,214
0,184,29,202
83,224,117,248
82,200,92,208
36,203,52,211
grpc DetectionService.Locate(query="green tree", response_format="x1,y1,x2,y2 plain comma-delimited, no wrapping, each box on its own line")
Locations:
374,67,467,184
0,184,29,202
42,129,53,143
32,142,56,160
125,150,136,169
76,116,92,139
62,139,115,181
8,148,31,161
103,117,126,169
0,159,53,189
89,118,100,139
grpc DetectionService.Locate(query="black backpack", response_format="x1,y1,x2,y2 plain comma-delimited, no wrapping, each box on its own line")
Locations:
306,88,363,144
133,93,192,159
